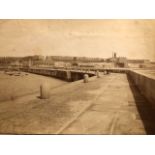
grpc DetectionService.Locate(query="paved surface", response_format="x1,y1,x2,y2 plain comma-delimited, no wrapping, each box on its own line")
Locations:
0,73,155,134
60,73,155,135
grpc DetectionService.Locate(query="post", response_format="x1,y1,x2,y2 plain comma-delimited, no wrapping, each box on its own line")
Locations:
83,74,89,83
96,70,100,78
66,71,71,82
103,70,107,75
40,83,50,99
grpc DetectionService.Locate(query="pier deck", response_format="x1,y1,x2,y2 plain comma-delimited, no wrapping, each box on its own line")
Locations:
0,73,155,134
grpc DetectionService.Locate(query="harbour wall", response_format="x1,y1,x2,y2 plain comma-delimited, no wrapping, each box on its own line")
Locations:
21,68,95,82
128,70,155,106
3,66,155,105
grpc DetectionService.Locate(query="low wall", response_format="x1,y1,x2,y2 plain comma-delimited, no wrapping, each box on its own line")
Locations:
128,70,155,105
21,67,128,83
21,68,95,82
65,67,128,73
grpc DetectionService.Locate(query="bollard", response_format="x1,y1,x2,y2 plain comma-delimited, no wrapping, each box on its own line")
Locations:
96,70,100,78
103,70,107,75
40,82,50,99
83,74,89,83
66,71,71,82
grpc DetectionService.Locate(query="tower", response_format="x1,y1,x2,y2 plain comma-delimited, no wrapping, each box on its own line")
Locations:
114,52,117,58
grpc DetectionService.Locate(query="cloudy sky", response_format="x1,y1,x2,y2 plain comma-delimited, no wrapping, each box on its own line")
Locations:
0,20,155,61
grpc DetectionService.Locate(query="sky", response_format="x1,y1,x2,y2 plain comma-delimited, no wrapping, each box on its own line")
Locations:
0,19,155,61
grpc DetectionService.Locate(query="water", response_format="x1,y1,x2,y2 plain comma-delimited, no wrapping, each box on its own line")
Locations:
0,71,67,102
136,69,155,77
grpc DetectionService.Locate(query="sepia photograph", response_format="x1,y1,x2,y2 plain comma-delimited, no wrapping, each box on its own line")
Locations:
0,19,155,135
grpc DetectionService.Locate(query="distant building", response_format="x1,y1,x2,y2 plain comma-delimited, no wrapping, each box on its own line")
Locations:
77,62,95,68
21,55,45,67
116,57,128,67
10,60,21,68
128,59,150,64
106,53,128,68
54,61,64,67
128,59,150,68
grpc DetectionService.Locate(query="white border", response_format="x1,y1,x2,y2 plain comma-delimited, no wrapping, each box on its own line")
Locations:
0,0,155,155
0,0,155,19
0,135,155,155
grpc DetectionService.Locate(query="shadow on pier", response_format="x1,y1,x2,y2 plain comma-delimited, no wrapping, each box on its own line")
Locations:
127,75,155,134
